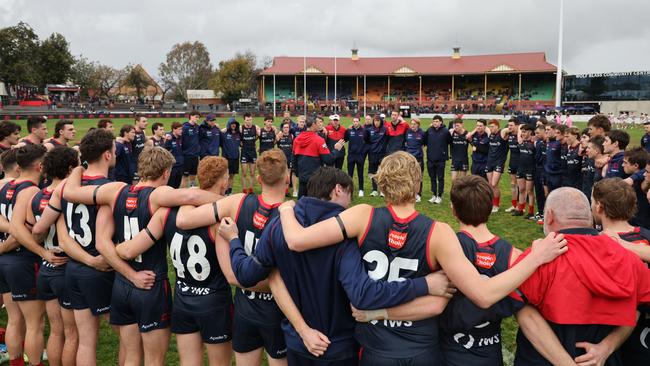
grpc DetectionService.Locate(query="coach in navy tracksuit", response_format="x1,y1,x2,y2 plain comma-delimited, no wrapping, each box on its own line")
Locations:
164,122,185,188
404,119,425,197
182,111,201,186
345,117,368,196
223,167,432,365
544,127,563,192
425,117,451,202
199,113,221,158
293,116,343,198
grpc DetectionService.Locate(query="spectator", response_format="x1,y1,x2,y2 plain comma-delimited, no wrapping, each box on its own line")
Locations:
425,115,451,204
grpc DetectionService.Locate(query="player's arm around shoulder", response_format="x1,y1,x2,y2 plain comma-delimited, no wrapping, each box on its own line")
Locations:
280,201,372,252
149,185,220,212
175,193,243,230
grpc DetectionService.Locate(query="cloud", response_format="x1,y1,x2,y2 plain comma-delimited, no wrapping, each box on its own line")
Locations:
1,0,648,77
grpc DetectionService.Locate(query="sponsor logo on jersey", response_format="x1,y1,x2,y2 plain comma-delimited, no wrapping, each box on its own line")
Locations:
252,210,269,230
6,188,15,200
38,198,49,212
475,252,496,269
388,230,408,249
126,196,138,210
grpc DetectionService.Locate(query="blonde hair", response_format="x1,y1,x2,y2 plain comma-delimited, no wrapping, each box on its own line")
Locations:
198,156,228,190
375,151,421,205
257,148,287,186
137,146,175,181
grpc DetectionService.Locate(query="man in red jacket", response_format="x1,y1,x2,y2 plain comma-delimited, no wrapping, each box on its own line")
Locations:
293,115,344,198
513,187,650,366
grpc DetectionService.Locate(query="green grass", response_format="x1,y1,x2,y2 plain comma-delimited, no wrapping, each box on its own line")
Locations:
0,116,646,365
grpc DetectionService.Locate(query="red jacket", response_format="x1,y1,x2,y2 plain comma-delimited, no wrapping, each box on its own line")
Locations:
514,228,650,326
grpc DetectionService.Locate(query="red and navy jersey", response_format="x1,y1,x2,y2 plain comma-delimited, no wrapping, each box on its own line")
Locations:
563,145,583,189
345,126,368,156
618,227,650,366
325,124,347,153
233,194,283,326
241,125,257,152
605,151,627,179
150,137,163,148
581,157,596,199
471,132,489,164
112,186,168,281
518,139,536,170
440,232,523,365
0,179,38,261
276,133,293,161
61,176,112,259
404,128,425,159
507,133,520,166
487,133,508,165
356,206,439,359
32,188,66,271
385,121,408,154
450,131,469,163
49,139,65,147
133,130,147,160
259,127,276,153
164,208,230,300
292,126,307,139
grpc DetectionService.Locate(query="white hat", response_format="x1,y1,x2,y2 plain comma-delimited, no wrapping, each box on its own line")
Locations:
329,114,340,120
379,113,386,119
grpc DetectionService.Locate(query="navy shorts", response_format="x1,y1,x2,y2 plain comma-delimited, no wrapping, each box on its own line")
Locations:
287,351,358,366
508,162,519,175
517,166,535,181
450,161,469,172
37,267,72,308
172,295,232,344
183,156,199,176
228,158,240,175
485,162,505,174
66,262,114,315
360,348,441,366
0,259,39,301
232,311,286,359
110,277,172,332
241,150,257,164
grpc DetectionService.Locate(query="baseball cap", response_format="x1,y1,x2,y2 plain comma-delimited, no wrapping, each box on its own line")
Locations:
206,113,216,121
329,114,340,121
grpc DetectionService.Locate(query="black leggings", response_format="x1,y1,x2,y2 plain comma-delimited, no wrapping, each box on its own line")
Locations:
427,160,446,196
347,155,366,191
368,153,384,192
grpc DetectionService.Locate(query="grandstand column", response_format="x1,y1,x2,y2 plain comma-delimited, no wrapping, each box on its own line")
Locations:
273,74,276,118
261,76,265,103
484,74,487,100
326,76,329,105
363,75,367,116
294,76,297,103
387,76,391,102
419,76,422,106
356,77,359,101
451,75,455,101
518,73,522,101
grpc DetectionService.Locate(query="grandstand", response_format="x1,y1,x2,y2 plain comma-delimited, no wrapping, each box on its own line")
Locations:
260,48,557,114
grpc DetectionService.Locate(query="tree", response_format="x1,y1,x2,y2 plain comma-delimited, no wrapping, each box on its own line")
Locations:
209,51,259,105
159,41,213,101
70,56,99,96
95,64,125,99
0,22,40,86
122,64,152,98
37,33,74,88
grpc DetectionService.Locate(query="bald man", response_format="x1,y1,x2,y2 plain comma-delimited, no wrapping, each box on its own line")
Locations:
513,187,650,366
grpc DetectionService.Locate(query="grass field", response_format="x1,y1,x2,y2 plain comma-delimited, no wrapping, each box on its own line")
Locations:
0,116,645,365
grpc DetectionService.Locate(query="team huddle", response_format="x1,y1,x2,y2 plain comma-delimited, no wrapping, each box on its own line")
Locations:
0,112,648,366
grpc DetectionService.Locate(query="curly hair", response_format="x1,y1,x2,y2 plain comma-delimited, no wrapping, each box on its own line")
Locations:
374,151,421,205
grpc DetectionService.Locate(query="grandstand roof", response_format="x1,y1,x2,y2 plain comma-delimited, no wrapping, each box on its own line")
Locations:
261,52,556,76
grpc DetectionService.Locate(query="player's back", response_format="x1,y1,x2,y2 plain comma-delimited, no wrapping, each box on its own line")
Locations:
356,206,439,359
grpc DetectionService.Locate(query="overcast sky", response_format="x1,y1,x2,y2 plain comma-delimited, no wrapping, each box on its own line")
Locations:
1,0,649,78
